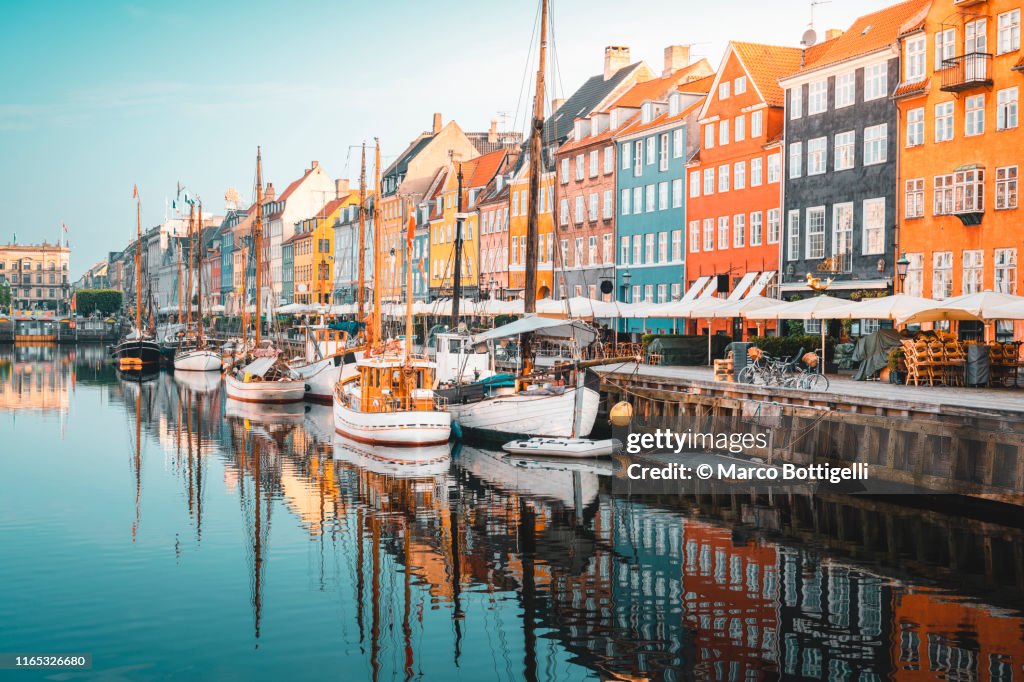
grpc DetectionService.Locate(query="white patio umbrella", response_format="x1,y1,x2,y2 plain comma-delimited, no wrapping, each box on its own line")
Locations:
984,301,1024,320
745,295,856,372
829,293,936,321
898,291,1024,325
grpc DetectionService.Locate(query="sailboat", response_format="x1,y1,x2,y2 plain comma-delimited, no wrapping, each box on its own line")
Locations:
174,198,221,372
113,185,162,369
433,0,629,443
225,147,306,403
332,140,451,448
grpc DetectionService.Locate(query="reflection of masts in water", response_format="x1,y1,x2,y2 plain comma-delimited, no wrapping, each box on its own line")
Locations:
370,514,381,682
450,503,463,664
132,383,142,542
239,424,272,646
518,498,538,682
356,507,366,648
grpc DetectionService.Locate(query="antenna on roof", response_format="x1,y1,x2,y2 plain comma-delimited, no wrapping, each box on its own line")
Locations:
802,0,831,46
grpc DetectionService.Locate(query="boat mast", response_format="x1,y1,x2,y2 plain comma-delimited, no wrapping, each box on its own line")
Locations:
254,147,264,347
405,201,414,364
197,201,204,345
186,202,195,332
450,163,464,329
524,0,548,315
357,143,367,323
135,187,142,334
371,139,382,351
176,238,183,324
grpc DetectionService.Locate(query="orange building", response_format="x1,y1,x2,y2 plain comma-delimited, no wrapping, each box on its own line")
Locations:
507,166,556,299
685,42,811,336
896,0,1023,338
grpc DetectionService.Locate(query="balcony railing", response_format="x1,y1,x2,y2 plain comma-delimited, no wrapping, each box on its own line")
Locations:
940,52,993,92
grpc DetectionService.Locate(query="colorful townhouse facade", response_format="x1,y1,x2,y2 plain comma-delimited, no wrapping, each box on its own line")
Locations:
780,1,928,311
615,70,714,333
507,162,555,299
218,207,250,311
333,198,375,305
685,42,800,336
895,0,1023,337
286,185,358,307
476,172,511,299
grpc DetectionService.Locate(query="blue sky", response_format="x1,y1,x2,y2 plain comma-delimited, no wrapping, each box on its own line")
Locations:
1,0,896,277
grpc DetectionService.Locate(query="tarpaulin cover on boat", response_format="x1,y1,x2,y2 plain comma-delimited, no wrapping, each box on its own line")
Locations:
241,356,276,378
471,315,598,346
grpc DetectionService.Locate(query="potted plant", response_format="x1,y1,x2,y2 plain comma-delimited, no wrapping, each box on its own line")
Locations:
884,348,905,383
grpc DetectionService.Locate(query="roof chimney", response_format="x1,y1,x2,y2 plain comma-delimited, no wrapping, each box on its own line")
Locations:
825,28,845,41
335,179,350,198
551,97,565,114
663,45,691,77
604,46,631,80
264,182,276,202
488,119,498,144
432,112,442,134
309,160,319,171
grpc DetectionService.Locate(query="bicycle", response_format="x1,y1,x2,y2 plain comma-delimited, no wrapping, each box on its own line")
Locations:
781,350,829,391
737,347,805,386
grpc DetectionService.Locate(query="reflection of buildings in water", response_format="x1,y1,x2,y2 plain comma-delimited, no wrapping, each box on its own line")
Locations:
0,344,71,412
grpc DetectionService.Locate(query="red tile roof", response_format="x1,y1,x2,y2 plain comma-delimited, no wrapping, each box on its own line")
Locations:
731,42,807,107
893,81,928,99
617,99,705,138
678,74,715,95
466,148,507,188
317,193,357,219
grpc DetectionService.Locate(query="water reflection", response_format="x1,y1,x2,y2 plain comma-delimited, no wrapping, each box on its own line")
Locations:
3,347,1024,681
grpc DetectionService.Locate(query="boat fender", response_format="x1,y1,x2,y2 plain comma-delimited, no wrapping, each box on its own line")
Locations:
244,372,251,383
304,384,311,392
450,420,463,441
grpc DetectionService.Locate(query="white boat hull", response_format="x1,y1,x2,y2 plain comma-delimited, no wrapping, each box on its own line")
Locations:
291,352,362,404
224,372,305,404
173,348,222,372
448,386,599,439
333,400,451,447
502,437,620,458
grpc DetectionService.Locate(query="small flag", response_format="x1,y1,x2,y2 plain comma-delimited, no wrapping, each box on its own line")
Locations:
132,184,138,198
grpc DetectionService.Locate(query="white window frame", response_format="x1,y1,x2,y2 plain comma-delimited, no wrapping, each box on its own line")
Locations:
805,206,825,260
864,124,887,165
862,197,886,256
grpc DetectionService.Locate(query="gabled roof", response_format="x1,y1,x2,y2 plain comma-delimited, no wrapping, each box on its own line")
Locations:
383,134,434,180
317,193,357,220
678,74,716,95
610,59,713,108
466,148,507,188
616,99,705,138
784,0,929,77
542,62,646,144
731,41,806,107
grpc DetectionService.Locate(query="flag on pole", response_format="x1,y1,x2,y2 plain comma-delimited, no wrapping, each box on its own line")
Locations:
132,184,138,198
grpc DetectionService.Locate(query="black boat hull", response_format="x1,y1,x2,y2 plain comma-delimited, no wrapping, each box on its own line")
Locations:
112,339,163,365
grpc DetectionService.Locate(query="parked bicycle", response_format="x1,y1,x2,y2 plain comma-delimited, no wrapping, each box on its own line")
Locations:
736,347,828,391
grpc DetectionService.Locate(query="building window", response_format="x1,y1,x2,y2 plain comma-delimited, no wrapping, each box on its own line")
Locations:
834,131,855,170
965,95,985,137
703,169,715,195
787,210,800,260
751,110,763,137
862,198,886,255
963,250,984,294
999,10,1021,54
589,150,599,177
907,108,925,147
634,140,644,176
574,196,585,224
719,119,730,146
768,154,781,183
689,221,700,254
671,283,681,300
953,169,985,213
997,166,1018,210
644,233,654,263
734,161,746,189
689,170,700,198
735,115,745,142
574,237,584,265
905,178,925,219
805,207,825,259
644,284,653,302
575,154,584,180
659,134,669,171
719,81,731,100
905,36,926,83
750,211,763,246
934,174,954,215
863,124,887,165
790,86,802,119
620,189,630,216
935,28,956,70
704,124,715,150
997,88,1019,130
645,184,655,213
703,219,714,251
633,186,643,214
718,165,730,192
733,214,746,248
995,248,1018,294
718,217,730,250
620,236,629,264
735,76,747,94
933,251,953,299
589,235,598,264
621,143,631,170
658,232,668,262
935,101,954,142
672,129,684,158
750,157,763,186
588,193,598,222
672,178,683,208
788,142,802,178
646,137,656,165
808,80,827,115
832,202,853,272
671,229,682,261
864,63,887,101
603,190,613,219
604,145,614,174
905,252,924,297
807,137,827,175
966,18,987,56
657,182,668,210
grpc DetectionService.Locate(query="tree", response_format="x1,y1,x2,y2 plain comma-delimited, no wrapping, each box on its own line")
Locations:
0,282,10,312
74,289,121,316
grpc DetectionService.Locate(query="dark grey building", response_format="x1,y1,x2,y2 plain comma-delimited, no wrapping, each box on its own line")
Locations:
779,7,911,302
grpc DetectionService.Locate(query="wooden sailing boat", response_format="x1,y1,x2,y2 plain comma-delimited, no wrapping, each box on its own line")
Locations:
432,0,608,441
175,199,221,371
225,147,306,403
113,185,162,368
332,139,451,447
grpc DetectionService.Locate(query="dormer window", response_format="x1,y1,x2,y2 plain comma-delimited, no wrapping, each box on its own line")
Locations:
641,102,653,124
668,93,681,116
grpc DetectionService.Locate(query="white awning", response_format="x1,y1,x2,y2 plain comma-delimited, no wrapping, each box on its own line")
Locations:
745,271,776,297
779,278,889,292
697,277,719,298
681,275,710,301
471,315,597,346
727,272,759,300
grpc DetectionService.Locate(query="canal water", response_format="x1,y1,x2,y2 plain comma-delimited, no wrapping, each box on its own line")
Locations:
3,345,1024,681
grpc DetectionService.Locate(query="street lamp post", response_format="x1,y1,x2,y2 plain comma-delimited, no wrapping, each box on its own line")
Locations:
896,253,910,294
620,268,631,337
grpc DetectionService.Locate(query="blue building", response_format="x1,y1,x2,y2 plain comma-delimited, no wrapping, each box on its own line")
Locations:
281,241,294,306
333,198,374,305
615,85,709,334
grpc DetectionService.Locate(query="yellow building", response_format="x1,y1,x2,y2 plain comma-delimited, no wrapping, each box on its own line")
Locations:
507,167,556,299
1,241,71,312
291,189,358,305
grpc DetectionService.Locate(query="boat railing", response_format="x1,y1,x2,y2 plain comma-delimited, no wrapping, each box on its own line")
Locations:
373,394,449,413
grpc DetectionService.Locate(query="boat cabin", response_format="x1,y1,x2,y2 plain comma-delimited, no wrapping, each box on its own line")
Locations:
304,326,349,361
355,357,440,413
434,333,494,385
